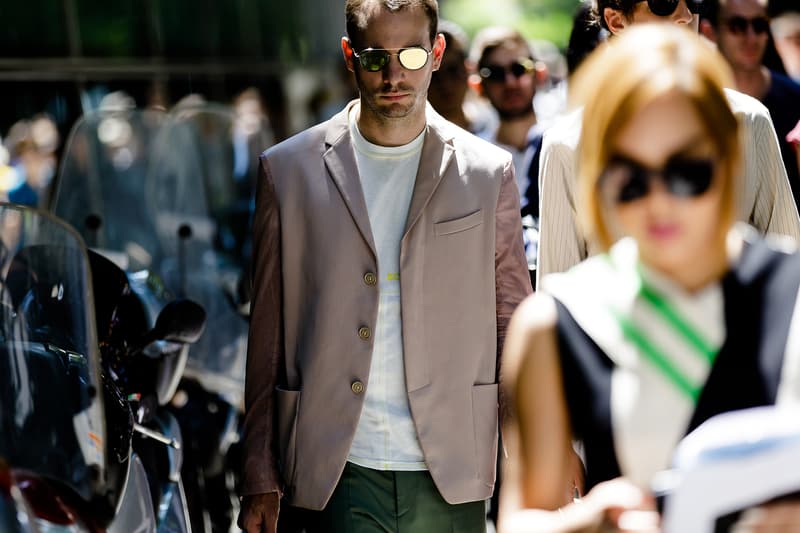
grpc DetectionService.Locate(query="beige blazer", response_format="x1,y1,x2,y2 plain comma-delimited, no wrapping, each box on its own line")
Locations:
241,101,531,510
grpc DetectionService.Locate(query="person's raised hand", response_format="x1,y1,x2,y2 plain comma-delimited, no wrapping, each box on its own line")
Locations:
733,499,800,532
238,491,280,533
582,477,659,533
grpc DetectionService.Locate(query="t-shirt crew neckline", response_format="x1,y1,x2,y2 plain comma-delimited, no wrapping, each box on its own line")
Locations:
349,104,426,160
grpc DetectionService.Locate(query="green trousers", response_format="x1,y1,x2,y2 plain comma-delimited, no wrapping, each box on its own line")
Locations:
302,462,487,533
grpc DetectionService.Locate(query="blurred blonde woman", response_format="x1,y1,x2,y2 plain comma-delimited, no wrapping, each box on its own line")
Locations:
498,24,800,532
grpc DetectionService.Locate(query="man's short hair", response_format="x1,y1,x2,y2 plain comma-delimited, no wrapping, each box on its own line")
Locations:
468,26,534,68
592,0,636,32
345,0,439,50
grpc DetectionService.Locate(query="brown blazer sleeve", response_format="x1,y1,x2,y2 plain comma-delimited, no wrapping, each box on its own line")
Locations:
240,156,284,497
495,159,534,420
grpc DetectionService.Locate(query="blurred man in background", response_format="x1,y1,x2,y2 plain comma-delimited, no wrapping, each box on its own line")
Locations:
701,0,800,207
470,27,544,285
427,20,492,133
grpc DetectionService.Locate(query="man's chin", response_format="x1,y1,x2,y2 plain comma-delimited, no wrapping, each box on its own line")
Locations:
497,107,535,121
376,103,415,119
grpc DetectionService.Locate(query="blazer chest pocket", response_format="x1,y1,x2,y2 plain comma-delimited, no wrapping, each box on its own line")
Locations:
434,209,483,236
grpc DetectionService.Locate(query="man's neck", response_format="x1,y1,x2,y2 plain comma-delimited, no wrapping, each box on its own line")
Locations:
356,103,427,147
495,111,537,151
733,66,771,101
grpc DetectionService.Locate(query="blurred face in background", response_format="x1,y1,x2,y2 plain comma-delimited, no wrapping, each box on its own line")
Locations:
714,0,769,73
606,0,699,33
772,14,800,81
479,41,536,120
599,90,725,280
428,37,469,119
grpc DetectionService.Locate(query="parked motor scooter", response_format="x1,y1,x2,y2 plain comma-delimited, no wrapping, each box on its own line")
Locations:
145,101,272,533
50,107,206,533
0,202,206,533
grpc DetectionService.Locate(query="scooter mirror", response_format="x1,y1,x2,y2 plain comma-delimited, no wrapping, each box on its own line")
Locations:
150,299,207,345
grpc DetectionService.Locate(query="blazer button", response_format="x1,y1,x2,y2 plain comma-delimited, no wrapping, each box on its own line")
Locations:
351,380,365,395
364,272,377,286
358,326,371,340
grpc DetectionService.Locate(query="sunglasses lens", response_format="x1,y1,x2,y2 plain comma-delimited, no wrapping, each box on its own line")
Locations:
686,0,703,13
360,50,389,72
398,47,429,70
726,16,748,34
479,66,505,82
663,159,714,198
617,171,650,204
647,0,679,17
509,61,531,77
752,17,770,34
601,161,650,205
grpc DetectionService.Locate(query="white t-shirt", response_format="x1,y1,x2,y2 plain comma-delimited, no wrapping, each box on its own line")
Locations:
346,105,428,470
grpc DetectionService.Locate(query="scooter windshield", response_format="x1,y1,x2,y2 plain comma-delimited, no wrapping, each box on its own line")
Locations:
0,204,106,503
52,104,271,407
50,108,169,274
148,103,271,406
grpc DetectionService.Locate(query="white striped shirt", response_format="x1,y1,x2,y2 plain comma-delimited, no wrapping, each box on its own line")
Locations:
536,88,800,285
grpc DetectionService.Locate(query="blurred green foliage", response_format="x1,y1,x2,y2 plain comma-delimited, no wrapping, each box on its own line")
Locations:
441,0,584,50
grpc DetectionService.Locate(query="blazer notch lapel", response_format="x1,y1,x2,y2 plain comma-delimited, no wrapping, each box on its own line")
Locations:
403,127,455,237
323,130,377,258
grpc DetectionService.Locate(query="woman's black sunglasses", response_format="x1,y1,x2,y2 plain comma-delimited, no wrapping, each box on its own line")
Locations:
635,0,703,17
352,46,432,72
599,154,715,205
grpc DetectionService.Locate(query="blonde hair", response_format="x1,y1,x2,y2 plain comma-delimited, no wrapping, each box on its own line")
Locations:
570,24,741,250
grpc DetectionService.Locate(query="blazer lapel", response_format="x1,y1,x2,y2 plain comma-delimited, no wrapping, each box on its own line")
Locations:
323,103,377,257
403,116,455,237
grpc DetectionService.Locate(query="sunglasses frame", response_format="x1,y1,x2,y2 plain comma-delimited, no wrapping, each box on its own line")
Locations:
599,154,717,205
634,0,703,17
723,15,771,36
478,58,536,83
352,46,433,72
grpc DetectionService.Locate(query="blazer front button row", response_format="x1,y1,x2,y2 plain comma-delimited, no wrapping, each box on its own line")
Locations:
358,326,371,340
351,381,365,395
364,272,377,286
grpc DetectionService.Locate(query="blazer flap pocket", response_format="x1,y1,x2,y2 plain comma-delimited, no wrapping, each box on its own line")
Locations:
434,209,484,236
275,386,301,444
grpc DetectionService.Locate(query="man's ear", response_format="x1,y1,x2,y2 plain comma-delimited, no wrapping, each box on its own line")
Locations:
699,19,718,43
432,33,446,70
342,37,356,72
604,7,629,35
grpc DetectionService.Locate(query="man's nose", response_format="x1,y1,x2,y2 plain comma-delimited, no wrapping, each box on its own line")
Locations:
504,70,521,86
382,55,405,83
672,0,694,25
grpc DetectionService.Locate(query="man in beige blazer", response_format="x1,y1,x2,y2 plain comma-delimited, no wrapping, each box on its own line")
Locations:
238,1,531,532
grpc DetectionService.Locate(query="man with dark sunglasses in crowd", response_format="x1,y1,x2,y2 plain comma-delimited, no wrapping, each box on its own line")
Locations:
536,0,800,284
471,27,542,218
427,20,493,134
700,0,800,209
469,27,545,287
237,0,532,532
